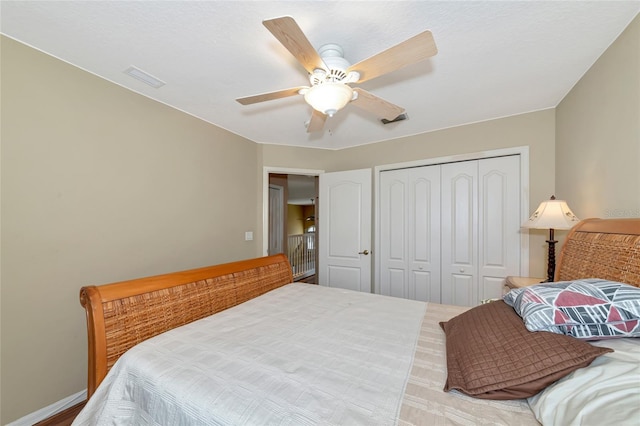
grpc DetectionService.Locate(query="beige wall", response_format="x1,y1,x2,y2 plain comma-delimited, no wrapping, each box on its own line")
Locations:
556,14,640,219
1,11,638,423
287,204,304,235
262,109,557,278
0,36,260,423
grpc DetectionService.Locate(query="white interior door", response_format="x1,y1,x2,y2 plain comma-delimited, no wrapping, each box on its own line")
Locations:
319,169,371,292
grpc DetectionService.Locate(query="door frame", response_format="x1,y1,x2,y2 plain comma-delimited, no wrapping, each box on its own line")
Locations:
262,167,324,257
373,146,530,294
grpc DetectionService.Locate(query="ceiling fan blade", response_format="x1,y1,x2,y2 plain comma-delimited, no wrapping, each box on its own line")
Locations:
236,87,306,105
263,16,327,74
351,88,405,121
306,109,327,133
347,30,437,83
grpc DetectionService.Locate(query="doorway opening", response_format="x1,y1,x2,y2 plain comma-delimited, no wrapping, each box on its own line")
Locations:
263,168,323,283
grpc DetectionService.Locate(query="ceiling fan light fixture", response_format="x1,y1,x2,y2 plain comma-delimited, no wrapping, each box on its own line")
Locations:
304,83,354,117
239,16,438,132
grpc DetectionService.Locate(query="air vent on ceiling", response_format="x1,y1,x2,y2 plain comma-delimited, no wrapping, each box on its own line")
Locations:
381,113,408,125
123,66,166,88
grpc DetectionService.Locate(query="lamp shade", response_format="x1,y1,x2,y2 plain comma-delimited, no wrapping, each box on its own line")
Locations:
304,83,354,117
522,197,580,230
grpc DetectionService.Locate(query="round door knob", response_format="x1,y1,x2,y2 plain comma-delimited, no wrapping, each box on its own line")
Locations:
359,250,370,255
459,268,465,273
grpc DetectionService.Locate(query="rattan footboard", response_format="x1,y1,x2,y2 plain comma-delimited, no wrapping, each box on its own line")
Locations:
79,254,293,397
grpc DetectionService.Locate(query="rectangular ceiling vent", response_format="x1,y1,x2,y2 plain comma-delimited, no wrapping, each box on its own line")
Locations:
381,113,408,125
123,66,166,88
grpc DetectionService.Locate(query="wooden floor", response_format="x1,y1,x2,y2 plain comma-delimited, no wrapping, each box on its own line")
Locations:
296,274,316,284
34,401,86,426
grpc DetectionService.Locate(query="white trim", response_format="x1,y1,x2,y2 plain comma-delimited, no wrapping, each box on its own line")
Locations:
518,148,531,277
262,167,324,256
373,146,530,294
6,389,86,426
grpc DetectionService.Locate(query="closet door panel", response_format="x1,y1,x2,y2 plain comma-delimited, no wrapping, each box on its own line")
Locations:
411,270,436,302
451,274,475,307
379,169,409,298
441,161,478,306
408,166,441,302
387,268,407,298
478,156,521,300
480,276,506,301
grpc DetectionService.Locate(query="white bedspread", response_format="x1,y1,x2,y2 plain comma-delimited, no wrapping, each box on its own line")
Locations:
73,283,427,425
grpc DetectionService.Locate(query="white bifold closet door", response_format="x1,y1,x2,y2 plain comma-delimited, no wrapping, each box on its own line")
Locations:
379,166,441,301
440,160,478,306
478,156,521,302
379,155,520,306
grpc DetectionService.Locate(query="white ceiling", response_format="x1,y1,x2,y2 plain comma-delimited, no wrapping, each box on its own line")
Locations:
288,174,316,205
2,1,638,150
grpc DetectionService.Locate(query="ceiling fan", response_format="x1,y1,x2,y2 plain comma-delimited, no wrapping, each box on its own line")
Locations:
236,16,438,133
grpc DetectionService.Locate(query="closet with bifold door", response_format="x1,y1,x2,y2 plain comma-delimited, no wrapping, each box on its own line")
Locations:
379,155,521,306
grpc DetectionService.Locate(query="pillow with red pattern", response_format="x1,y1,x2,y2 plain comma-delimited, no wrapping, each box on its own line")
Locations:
503,279,640,340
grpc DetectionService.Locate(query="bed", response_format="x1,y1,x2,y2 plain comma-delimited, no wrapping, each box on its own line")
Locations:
74,218,640,425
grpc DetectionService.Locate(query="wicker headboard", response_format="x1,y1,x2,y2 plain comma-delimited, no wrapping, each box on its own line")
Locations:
556,218,640,286
79,254,293,397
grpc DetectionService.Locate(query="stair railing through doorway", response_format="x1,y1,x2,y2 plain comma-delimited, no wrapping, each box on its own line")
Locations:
287,232,316,280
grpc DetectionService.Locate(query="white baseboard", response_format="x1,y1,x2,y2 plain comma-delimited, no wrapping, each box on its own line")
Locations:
6,389,86,426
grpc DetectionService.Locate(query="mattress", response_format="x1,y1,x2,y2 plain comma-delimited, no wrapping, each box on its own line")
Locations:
73,283,538,425
399,303,537,425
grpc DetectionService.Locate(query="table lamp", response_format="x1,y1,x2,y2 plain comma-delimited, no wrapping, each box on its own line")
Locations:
522,195,580,282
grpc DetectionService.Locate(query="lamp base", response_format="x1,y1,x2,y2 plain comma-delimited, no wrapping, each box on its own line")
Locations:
544,228,557,282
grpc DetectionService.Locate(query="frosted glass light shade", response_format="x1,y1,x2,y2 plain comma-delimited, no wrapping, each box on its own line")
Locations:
522,198,580,230
304,83,353,117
